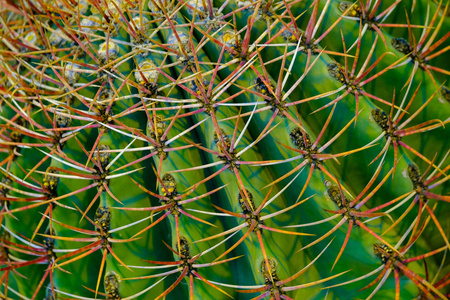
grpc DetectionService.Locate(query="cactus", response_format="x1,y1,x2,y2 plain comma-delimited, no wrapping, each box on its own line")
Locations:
0,0,449,299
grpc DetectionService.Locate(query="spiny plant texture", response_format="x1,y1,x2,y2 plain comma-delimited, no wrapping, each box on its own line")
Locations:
0,0,449,299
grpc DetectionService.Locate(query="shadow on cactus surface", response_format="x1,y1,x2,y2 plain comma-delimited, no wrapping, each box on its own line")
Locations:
1,0,450,299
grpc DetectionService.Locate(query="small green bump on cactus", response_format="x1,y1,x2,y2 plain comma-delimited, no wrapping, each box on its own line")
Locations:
373,243,404,266
43,168,59,196
135,60,158,86
98,41,120,63
148,0,173,14
43,227,56,260
93,144,112,169
441,86,450,102
238,189,264,232
104,271,121,300
99,88,115,103
147,115,169,159
189,79,210,97
213,128,232,152
23,31,42,49
253,77,272,97
253,77,287,114
147,115,167,141
49,29,70,49
221,29,242,53
238,188,256,213
290,127,312,151
55,114,72,129
260,258,284,296
290,127,320,167
177,236,191,259
9,118,26,144
130,17,151,50
280,24,299,43
95,206,112,234
338,1,361,17
186,0,205,15
0,231,10,258
391,37,412,55
64,63,81,85
371,108,390,132
213,128,241,170
261,258,279,281
168,32,194,67
327,62,346,84
1,177,12,202
407,164,429,199
324,180,345,208
161,173,177,197
80,16,102,37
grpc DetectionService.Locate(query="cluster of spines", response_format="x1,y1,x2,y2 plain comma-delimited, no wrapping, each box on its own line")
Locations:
0,0,449,299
